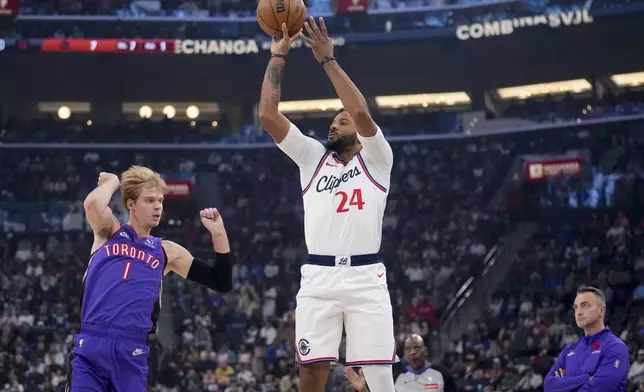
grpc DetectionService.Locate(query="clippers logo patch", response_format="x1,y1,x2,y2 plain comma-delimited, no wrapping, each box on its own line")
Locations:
298,339,311,356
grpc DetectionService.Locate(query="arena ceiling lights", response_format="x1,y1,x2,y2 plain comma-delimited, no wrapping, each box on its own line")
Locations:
374,92,471,108
497,79,592,100
610,71,644,87
121,103,219,120
38,102,91,120
278,99,344,114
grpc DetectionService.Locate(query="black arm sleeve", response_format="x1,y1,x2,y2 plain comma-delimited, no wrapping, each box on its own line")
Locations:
432,363,458,392
186,253,233,292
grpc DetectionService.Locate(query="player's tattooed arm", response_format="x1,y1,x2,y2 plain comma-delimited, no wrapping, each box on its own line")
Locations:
268,61,284,100
258,57,291,143
259,23,299,144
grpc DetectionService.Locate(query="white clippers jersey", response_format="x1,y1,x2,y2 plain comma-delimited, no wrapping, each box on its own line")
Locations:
277,123,393,256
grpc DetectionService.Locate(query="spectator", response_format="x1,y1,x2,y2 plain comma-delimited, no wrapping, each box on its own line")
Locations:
515,365,544,391
634,278,644,302
630,350,644,385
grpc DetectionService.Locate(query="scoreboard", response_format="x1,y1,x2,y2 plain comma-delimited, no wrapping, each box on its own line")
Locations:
0,36,347,55
40,38,173,53
0,38,175,54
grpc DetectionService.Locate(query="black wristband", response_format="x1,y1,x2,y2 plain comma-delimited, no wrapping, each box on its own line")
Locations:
214,252,231,263
271,53,287,60
320,55,336,66
186,254,233,292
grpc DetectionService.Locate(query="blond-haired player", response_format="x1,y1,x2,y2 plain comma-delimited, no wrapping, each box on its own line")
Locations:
66,166,233,392
258,19,396,392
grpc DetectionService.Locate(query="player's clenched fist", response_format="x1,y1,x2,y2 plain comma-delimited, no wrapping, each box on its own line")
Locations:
200,208,225,236
98,172,120,187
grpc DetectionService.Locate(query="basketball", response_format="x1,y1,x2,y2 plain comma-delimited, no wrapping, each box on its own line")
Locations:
256,0,307,37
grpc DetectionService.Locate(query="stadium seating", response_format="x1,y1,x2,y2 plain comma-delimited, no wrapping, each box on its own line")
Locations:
440,213,644,391
1,111,643,391
10,0,644,39
2,93,643,146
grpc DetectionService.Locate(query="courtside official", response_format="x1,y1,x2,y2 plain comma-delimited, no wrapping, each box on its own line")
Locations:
346,335,457,392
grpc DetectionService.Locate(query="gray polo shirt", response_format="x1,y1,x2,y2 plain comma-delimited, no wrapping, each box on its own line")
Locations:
394,365,445,392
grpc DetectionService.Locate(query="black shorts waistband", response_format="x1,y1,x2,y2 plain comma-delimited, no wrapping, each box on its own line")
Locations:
307,254,380,267
80,324,152,344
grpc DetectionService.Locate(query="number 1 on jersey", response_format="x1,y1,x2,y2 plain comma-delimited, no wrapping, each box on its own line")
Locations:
336,189,365,213
122,261,132,280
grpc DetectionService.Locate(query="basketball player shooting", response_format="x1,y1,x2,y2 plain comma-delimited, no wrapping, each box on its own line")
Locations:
67,166,233,391
259,18,396,392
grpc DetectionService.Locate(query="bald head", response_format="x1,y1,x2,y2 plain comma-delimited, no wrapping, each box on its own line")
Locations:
404,334,428,371
405,334,424,347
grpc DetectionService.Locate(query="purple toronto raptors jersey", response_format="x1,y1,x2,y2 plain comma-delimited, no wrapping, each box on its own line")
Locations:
81,225,166,335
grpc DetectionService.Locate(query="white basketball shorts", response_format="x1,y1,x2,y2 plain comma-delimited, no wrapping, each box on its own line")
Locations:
295,257,396,366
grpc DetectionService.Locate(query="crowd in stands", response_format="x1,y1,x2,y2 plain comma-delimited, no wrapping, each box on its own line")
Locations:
15,0,644,17
2,91,643,146
436,126,644,391
0,112,643,391
500,90,644,124
15,0,523,17
0,110,461,145
439,212,644,391
8,0,643,39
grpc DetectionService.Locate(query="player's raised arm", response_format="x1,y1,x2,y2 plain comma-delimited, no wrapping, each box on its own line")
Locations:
300,17,393,169
163,208,233,293
258,23,299,144
259,24,326,168
83,172,121,239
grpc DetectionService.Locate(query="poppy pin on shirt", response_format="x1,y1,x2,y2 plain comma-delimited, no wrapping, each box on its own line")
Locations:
592,342,600,349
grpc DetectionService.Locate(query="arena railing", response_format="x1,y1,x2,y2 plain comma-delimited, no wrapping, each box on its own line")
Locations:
2,113,644,151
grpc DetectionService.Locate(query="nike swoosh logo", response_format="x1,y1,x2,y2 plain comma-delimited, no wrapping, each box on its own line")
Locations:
325,162,337,167
377,272,384,278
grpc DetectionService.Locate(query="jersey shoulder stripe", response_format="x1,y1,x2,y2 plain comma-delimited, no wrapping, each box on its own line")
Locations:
356,153,387,192
302,151,331,196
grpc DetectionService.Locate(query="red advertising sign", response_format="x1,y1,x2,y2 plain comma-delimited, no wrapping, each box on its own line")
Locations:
336,0,368,13
164,180,193,199
0,0,19,16
0,0,20,19
526,158,583,182
0,0,19,28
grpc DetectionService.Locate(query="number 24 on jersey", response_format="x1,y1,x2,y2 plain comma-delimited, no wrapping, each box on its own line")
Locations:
336,189,365,213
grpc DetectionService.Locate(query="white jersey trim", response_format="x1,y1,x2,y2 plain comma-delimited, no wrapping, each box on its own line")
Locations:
302,151,331,196
356,153,387,193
